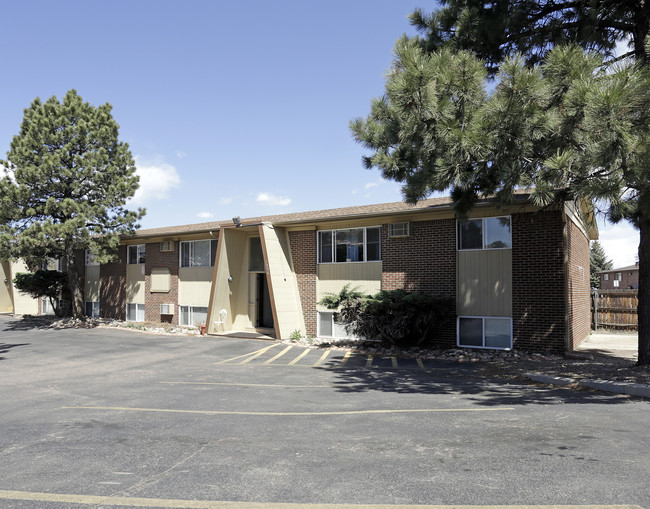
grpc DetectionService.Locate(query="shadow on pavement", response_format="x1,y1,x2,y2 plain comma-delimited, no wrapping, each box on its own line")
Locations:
316,361,630,406
0,342,30,361
1,316,100,332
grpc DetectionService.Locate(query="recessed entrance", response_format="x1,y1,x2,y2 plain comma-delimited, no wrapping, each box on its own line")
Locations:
256,273,273,329
248,237,274,330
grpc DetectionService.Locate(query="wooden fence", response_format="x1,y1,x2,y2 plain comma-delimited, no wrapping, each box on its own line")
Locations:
592,289,638,330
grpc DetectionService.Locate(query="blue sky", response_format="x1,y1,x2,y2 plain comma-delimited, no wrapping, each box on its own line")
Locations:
0,0,639,268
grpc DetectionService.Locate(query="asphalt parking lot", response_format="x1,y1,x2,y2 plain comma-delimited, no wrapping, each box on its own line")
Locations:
0,315,648,509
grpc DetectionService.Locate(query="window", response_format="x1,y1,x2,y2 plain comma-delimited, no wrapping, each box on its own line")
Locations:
318,312,353,339
458,316,512,350
388,222,409,237
180,240,218,268
126,303,145,322
615,272,622,281
458,216,511,250
179,305,208,326
85,301,100,318
128,244,146,264
604,273,609,281
85,249,99,266
317,227,381,263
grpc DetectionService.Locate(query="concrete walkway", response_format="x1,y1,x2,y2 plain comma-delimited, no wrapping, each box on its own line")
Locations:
576,331,638,361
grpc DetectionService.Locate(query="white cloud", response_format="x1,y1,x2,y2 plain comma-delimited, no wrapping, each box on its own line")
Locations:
365,181,379,190
597,219,639,268
130,156,181,205
256,192,291,207
219,197,233,205
197,211,213,219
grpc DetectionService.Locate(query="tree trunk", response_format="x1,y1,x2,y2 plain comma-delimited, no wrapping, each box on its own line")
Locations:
65,245,85,319
638,213,650,365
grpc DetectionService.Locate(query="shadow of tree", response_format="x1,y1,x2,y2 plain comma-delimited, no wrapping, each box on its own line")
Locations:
315,358,630,407
0,342,30,361
1,316,100,332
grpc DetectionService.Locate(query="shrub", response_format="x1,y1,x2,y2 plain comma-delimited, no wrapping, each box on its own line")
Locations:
319,286,453,348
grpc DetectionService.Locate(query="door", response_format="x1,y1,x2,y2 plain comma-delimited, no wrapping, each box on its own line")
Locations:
257,273,274,329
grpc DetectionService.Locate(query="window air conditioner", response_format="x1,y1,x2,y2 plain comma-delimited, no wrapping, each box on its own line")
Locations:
160,303,174,315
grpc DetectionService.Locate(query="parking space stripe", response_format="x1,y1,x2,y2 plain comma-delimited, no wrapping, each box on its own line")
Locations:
0,490,640,509
215,344,278,364
339,351,352,366
365,355,374,368
391,356,398,368
313,350,330,366
61,405,516,416
263,345,293,364
288,348,311,365
417,358,425,369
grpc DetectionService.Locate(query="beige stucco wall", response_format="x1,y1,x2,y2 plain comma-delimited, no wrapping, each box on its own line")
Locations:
126,264,145,304
259,224,304,338
10,260,39,315
85,265,101,302
316,262,382,310
179,267,213,307
1,261,14,313
457,249,512,316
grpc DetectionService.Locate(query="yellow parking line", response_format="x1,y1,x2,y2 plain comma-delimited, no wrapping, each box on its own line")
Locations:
339,351,352,366
215,344,278,364
61,405,516,416
391,357,398,368
417,358,424,369
0,489,640,509
365,355,374,368
312,350,330,367
287,348,311,365
263,345,293,364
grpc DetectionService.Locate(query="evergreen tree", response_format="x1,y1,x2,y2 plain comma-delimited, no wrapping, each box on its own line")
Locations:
590,241,613,289
351,40,650,364
0,90,144,319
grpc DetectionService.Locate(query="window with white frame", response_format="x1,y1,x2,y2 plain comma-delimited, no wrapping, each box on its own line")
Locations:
604,273,609,281
388,222,409,237
458,216,511,250
179,305,208,326
180,240,218,268
127,244,146,264
615,272,622,281
458,316,512,350
85,301,100,318
317,227,381,263
318,312,353,339
85,249,99,266
126,303,145,322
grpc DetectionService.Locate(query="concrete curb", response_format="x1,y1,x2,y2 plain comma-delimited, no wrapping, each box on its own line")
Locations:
524,372,650,399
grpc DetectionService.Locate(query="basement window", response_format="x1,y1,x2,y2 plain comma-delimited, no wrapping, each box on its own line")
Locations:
457,316,512,350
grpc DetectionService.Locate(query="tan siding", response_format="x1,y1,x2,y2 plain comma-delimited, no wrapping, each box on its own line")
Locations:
10,260,39,315
178,267,212,307
457,250,512,316
85,265,101,302
126,264,145,303
151,268,172,293
316,262,382,307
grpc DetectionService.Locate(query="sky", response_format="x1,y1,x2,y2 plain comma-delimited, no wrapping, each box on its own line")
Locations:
0,0,640,268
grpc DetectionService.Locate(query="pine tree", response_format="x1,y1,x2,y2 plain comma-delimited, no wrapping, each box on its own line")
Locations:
590,241,613,289
0,90,144,319
351,40,650,364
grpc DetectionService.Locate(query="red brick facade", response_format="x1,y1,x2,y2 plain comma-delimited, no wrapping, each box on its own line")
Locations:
511,209,567,353
144,241,180,325
99,246,127,321
289,230,318,336
567,217,591,350
381,219,457,347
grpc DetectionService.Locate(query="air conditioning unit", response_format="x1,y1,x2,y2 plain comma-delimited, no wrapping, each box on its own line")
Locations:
160,303,174,315
160,241,174,252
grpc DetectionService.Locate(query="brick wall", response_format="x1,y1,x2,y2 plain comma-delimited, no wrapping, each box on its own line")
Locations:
100,246,126,321
144,242,179,325
381,218,457,347
512,210,567,353
289,230,317,336
567,217,591,350
600,268,639,290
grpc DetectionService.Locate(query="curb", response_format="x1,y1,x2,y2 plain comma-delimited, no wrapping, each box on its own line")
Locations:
524,372,650,399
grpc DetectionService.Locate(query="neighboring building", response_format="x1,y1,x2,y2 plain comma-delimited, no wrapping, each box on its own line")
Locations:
2,192,596,353
599,263,639,290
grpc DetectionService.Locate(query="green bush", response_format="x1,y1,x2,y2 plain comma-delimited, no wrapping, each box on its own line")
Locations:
319,286,453,348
